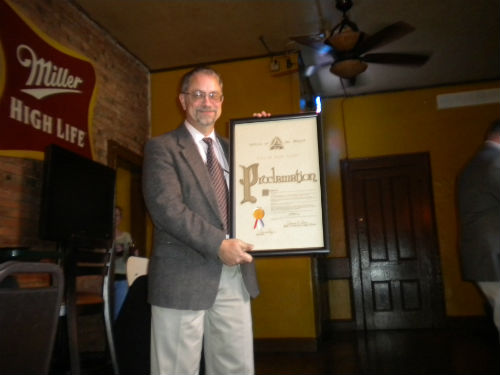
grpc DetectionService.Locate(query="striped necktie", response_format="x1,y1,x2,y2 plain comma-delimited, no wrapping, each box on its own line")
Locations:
203,137,228,231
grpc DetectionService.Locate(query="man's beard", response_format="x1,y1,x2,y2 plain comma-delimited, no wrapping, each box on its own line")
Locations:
195,108,218,127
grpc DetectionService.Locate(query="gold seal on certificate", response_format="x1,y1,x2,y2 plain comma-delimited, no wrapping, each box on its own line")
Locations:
230,113,329,257
253,207,265,230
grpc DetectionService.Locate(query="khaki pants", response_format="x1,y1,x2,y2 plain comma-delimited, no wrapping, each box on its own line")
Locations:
477,281,500,338
150,265,254,375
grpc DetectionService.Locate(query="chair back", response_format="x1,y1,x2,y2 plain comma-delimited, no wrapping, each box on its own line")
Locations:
0,261,64,375
64,237,113,312
63,235,118,375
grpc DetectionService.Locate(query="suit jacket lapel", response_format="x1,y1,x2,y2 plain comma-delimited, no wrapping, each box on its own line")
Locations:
217,134,229,162
176,124,224,225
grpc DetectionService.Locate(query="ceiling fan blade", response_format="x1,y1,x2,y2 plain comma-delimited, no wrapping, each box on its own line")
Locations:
355,21,415,55
362,52,430,66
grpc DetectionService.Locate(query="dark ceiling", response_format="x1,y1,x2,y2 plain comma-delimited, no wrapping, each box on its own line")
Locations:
73,0,500,98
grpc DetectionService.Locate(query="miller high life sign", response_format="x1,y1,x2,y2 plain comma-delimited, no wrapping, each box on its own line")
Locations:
0,0,97,160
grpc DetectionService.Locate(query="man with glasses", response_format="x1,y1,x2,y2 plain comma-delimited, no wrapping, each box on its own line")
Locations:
143,66,268,374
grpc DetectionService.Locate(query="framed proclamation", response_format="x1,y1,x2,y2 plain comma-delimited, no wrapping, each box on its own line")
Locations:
229,112,330,256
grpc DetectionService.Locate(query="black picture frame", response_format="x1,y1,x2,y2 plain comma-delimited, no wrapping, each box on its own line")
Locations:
229,112,330,257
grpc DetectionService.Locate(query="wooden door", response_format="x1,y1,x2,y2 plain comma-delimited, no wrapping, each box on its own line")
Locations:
341,153,445,330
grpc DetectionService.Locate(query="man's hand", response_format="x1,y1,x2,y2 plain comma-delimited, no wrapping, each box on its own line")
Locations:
252,111,271,118
218,239,254,266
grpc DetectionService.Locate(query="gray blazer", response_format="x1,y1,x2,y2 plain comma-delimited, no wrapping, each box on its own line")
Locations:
142,124,259,309
458,142,500,281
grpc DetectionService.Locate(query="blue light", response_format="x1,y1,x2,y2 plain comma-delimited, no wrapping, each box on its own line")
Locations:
319,45,332,55
315,96,322,113
300,98,307,111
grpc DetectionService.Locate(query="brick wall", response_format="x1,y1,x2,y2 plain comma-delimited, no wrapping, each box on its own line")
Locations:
0,0,150,248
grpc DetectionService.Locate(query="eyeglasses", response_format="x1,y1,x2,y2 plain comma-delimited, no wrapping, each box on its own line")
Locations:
182,90,223,102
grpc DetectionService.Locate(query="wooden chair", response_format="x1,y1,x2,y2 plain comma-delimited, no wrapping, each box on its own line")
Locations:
0,261,64,375
62,235,118,375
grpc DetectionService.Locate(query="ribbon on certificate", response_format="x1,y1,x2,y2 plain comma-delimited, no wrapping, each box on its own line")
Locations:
253,208,265,230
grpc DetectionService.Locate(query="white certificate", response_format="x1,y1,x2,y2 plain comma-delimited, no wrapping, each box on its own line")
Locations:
230,113,329,256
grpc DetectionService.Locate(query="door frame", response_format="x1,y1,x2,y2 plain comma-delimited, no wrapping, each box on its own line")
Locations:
341,152,445,330
107,140,147,255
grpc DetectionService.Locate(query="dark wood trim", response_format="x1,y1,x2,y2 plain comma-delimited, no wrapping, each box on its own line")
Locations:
325,319,358,332
107,140,143,170
340,158,365,330
325,315,496,334
313,255,334,342
326,257,351,279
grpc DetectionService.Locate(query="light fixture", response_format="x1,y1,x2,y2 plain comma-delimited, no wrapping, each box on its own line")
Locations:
330,59,367,79
327,28,361,51
326,0,361,52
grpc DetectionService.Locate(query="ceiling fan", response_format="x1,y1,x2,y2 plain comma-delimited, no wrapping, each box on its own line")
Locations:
292,0,430,81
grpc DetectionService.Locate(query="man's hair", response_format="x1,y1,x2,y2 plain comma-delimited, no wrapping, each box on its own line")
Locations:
180,66,223,93
485,119,500,139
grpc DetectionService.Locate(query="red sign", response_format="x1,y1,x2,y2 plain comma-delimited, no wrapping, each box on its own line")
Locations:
0,0,96,160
